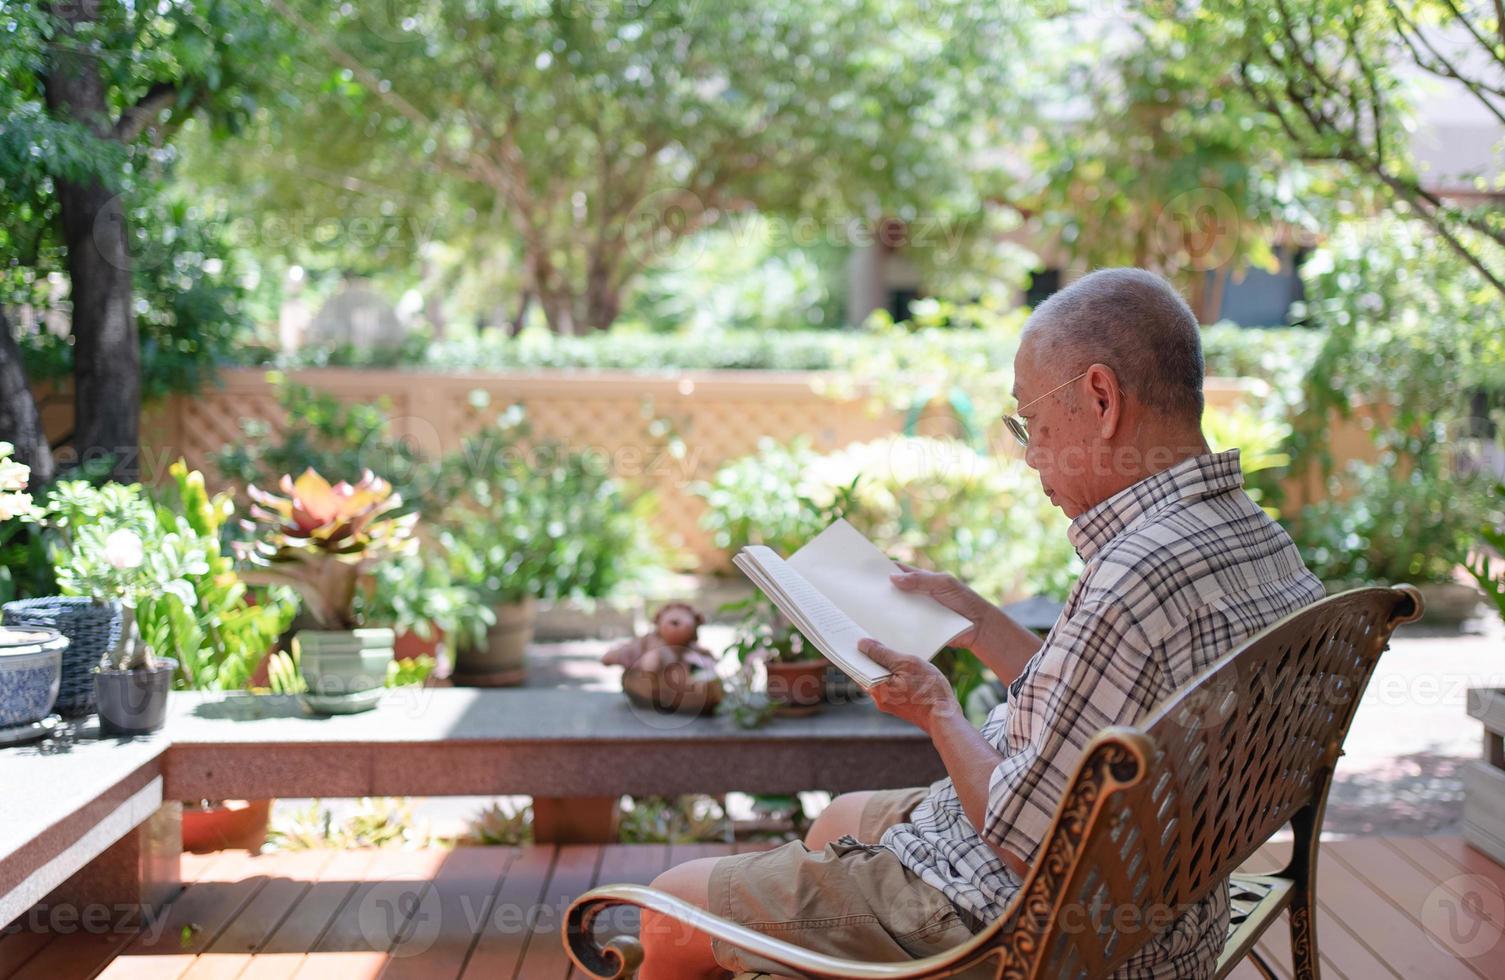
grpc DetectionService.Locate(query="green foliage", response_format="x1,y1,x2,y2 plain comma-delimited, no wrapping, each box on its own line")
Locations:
213,0,1030,331
1293,462,1486,585
144,462,296,690
709,466,864,667
623,215,846,332
701,436,1080,606
357,553,495,655
42,465,295,684
1464,483,1505,626
462,800,533,846
266,798,439,851
15,193,258,401
1,0,291,405
436,402,661,606
385,654,436,688
213,378,438,512
1024,5,1307,320
1276,216,1500,583
617,796,727,845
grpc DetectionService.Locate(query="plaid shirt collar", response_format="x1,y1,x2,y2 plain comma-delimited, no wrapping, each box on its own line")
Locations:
1067,449,1244,562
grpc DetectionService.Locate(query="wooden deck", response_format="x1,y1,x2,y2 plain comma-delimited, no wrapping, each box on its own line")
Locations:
1,836,1501,979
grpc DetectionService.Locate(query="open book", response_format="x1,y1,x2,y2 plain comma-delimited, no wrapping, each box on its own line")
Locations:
732,519,971,689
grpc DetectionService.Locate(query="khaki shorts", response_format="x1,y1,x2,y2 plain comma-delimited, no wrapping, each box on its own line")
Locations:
707,788,978,976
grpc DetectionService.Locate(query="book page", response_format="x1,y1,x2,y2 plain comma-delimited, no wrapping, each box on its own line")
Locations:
786,518,971,661
734,548,892,687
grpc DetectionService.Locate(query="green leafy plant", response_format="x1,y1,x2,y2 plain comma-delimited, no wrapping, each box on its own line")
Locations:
385,655,436,688
1464,482,1505,625
357,552,495,655
617,796,727,845
237,468,418,629
0,443,49,604
143,461,296,690
462,800,533,846
436,402,660,607
1292,461,1487,585
46,483,193,671
43,467,296,681
265,798,438,851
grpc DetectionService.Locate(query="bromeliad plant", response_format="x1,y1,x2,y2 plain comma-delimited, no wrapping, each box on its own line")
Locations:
237,469,418,630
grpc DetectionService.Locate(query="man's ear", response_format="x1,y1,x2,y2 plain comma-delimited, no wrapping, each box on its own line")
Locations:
1086,362,1123,439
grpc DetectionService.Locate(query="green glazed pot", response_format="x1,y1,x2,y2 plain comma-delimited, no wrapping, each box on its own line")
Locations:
296,628,394,712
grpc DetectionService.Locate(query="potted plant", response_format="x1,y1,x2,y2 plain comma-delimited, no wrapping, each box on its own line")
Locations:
360,551,495,673
0,445,69,735
722,594,828,712
435,403,659,685
237,468,417,713
54,523,182,736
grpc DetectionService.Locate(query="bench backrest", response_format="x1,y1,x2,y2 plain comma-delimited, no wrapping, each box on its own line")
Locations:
1001,585,1421,978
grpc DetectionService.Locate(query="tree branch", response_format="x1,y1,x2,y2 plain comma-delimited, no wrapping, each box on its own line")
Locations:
112,80,180,142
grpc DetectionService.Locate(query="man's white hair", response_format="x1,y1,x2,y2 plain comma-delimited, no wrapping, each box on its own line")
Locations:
1023,268,1205,421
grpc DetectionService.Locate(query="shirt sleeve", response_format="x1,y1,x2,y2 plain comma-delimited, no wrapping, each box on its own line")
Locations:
982,595,1155,862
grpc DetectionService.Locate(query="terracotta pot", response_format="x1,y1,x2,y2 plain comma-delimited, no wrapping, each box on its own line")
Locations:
394,626,443,661
182,799,272,853
765,658,829,708
452,599,535,687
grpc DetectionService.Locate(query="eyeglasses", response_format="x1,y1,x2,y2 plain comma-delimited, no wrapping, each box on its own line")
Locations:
1002,370,1089,447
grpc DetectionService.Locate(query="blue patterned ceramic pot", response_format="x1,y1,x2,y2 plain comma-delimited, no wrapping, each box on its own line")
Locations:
0,626,68,727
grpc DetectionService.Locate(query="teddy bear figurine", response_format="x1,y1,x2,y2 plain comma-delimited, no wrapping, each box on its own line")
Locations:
602,602,717,674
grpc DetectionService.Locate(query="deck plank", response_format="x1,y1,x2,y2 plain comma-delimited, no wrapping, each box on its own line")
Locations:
177,849,339,980
377,846,515,980
514,844,602,980
2,847,240,980
237,847,386,980
458,845,558,980
7,836,1502,979
288,847,450,980
97,849,281,980
1316,842,1488,980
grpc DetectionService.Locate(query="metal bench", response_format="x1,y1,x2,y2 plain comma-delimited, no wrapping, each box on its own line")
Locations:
563,585,1423,979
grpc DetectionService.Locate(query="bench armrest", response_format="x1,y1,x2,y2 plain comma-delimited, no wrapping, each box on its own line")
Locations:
563,883,1001,979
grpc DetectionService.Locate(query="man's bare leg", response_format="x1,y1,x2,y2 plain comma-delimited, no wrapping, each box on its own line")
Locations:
640,857,730,980
803,791,877,850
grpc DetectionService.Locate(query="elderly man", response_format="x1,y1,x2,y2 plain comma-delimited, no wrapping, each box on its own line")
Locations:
640,268,1324,979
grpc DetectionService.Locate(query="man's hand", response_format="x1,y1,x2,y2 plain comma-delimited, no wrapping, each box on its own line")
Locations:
859,637,963,735
890,563,1045,683
889,563,1000,652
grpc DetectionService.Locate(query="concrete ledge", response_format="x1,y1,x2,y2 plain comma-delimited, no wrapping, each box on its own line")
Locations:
1,688,943,927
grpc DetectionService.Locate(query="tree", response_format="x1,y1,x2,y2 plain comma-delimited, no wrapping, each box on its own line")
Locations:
0,0,285,480
1211,0,1505,297
221,0,1030,334
1023,12,1310,321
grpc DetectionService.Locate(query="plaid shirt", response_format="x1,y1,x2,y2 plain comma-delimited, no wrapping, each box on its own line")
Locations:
870,449,1324,978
